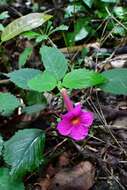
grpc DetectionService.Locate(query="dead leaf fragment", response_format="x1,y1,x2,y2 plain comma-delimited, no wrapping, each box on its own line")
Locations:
35,178,51,190
48,161,95,190
58,152,70,168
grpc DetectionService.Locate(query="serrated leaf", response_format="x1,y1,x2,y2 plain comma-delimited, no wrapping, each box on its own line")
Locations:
1,13,52,42
0,135,4,156
28,71,57,92
18,47,33,67
4,129,45,178
82,0,93,8
0,168,24,190
6,68,41,89
40,46,68,80
62,69,106,89
0,93,21,116
99,68,127,95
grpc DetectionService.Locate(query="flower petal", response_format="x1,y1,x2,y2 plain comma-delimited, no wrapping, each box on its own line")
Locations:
80,111,93,127
72,104,82,116
62,111,74,120
69,125,88,141
57,119,72,136
62,104,82,120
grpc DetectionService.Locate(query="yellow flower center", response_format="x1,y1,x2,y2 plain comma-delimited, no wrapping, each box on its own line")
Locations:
71,117,80,125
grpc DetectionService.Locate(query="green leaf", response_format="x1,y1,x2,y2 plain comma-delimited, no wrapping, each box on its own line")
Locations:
0,11,9,20
75,27,88,41
49,24,69,35
1,13,52,42
23,92,47,115
6,68,41,89
74,19,88,41
0,24,4,31
101,0,119,3
0,168,24,190
113,6,125,19
25,91,47,106
65,18,92,46
4,129,45,178
99,68,127,95
35,34,48,43
65,3,85,18
0,93,21,116
82,0,93,8
65,32,75,46
0,135,4,156
113,25,125,36
40,46,68,80
18,47,33,68
81,47,89,58
22,104,46,115
22,31,41,39
62,69,106,89
0,0,8,5
28,71,57,92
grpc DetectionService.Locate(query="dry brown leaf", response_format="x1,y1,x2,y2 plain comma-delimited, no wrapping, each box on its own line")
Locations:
35,178,51,190
48,161,95,190
58,152,70,168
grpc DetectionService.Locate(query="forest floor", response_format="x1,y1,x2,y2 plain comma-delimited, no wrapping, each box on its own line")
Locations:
0,1,127,190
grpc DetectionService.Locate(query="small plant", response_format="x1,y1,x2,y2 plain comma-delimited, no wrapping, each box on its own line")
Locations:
0,4,127,189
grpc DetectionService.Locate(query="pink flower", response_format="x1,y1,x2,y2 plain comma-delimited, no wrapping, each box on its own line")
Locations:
57,89,94,141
